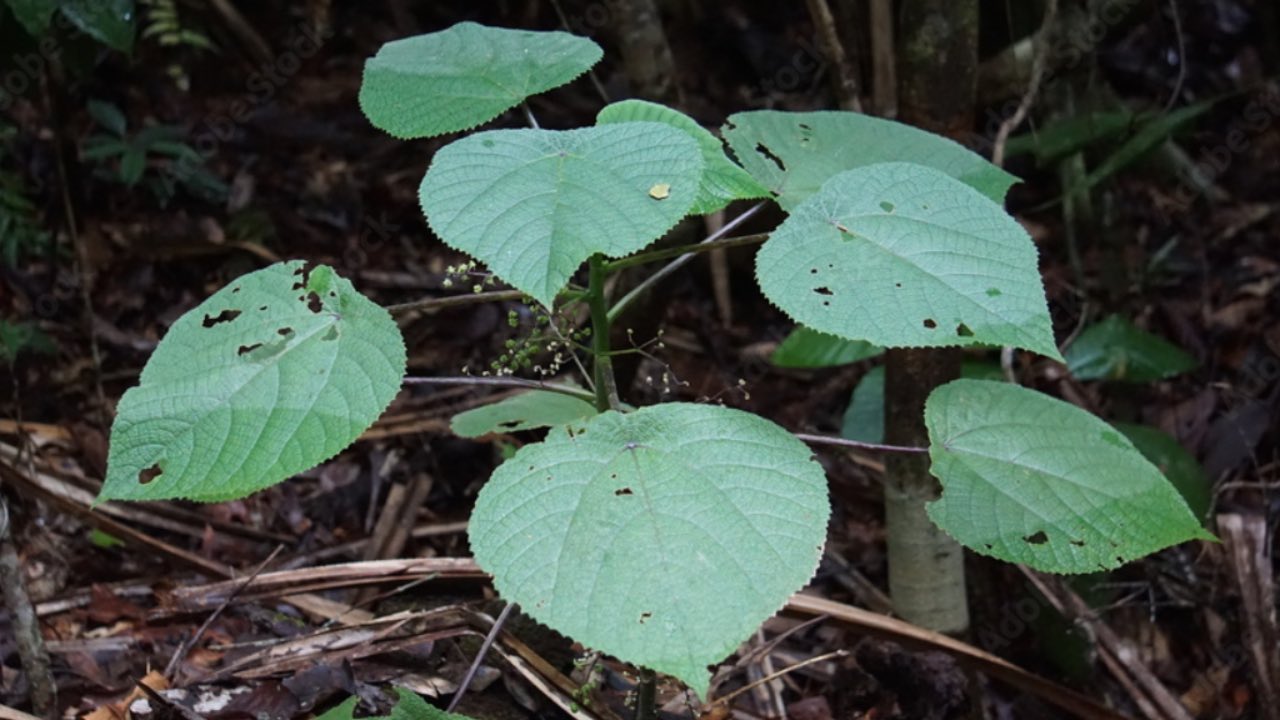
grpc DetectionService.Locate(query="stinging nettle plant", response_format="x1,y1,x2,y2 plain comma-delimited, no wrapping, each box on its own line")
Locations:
98,21,1212,700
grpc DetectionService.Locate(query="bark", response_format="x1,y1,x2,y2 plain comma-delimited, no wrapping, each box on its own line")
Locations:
897,0,980,137
886,0,980,635
613,0,681,107
867,0,897,116
883,348,967,633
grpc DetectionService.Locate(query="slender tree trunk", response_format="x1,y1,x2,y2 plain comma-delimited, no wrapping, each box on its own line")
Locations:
867,0,897,117
885,0,980,635
614,0,681,107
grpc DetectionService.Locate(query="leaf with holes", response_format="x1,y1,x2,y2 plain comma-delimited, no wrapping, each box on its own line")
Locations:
597,99,768,214
359,22,602,139
771,326,881,368
924,380,1214,573
1065,314,1197,382
722,110,1017,211
100,261,406,503
469,403,829,696
451,390,598,438
420,123,702,306
755,162,1060,358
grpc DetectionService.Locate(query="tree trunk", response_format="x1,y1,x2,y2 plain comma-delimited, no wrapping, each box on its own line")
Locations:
885,0,980,635
614,0,681,107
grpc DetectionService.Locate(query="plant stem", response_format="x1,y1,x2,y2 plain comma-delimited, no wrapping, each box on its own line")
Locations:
447,602,516,712
608,201,766,324
603,233,768,273
387,290,526,315
793,433,927,454
402,376,597,403
890,0,978,636
883,348,967,633
587,255,621,412
634,668,657,720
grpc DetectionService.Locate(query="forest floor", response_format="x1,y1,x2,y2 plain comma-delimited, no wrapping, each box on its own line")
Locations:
0,2,1277,719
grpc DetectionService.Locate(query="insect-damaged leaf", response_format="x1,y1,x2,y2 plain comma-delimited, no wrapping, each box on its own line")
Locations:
756,162,1060,359
468,403,829,697
924,380,1213,573
101,261,406,502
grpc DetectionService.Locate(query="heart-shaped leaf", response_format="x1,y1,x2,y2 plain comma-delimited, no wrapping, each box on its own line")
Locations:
101,261,406,502
723,110,1017,210
420,123,703,306
924,380,1214,573
756,162,1060,358
469,403,830,696
359,22,602,139
597,99,768,214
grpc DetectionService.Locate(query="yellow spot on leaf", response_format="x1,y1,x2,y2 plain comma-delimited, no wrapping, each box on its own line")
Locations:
648,183,671,200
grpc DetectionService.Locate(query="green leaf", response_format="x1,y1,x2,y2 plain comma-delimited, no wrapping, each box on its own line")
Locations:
0,319,54,360
597,99,768,215
60,0,135,53
318,688,470,720
420,123,702,306
451,390,598,438
756,162,1060,359
841,365,884,444
359,22,602,139
771,326,881,368
118,147,145,185
1113,422,1212,522
1056,100,1215,207
924,379,1213,574
1064,314,1196,382
5,0,59,36
87,99,127,136
722,110,1017,211
100,261,406,502
469,402,829,696
1003,110,1140,166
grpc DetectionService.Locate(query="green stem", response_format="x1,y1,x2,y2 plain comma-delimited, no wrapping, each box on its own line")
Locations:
608,201,767,324
402,376,598,404
587,255,621,412
388,289,526,315
603,232,768,273
635,668,657,720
